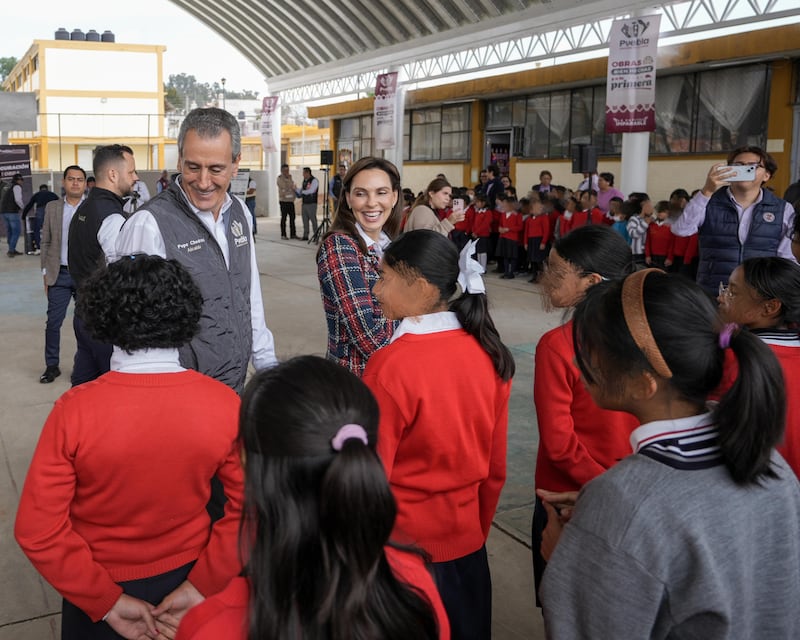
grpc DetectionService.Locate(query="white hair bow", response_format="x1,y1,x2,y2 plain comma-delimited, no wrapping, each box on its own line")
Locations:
457,239,486,294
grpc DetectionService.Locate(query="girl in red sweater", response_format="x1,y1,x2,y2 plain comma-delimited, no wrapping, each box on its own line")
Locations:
15,255,244,640
525,199,551,283
496,195,524,279
718,257,800,478
645,200,675,269
532,225,638,604
177,356,449,640
469,193,493,269
364,230,514,640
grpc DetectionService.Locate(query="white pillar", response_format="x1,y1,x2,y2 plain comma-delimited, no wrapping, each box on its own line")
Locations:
620,131,649,196
618,7,656,197
263,83,281,219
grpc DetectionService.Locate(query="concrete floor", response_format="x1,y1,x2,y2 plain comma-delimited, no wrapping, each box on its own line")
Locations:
0,217,558,639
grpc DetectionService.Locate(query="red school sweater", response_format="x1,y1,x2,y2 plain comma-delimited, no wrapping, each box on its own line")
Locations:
534,322,639,492
471,208,494,238
14,370,244,622
645,221,675,259
363,327,510,562
175,546,451,640
499,211,523,242
670,230,698,262
525,213,551,244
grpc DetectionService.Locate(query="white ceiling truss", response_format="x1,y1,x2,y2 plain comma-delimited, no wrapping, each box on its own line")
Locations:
274,0,799,106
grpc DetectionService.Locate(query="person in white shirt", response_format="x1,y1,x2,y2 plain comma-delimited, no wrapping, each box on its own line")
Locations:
116,107,277,394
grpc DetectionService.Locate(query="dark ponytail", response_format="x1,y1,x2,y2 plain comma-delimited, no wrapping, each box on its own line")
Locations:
239,356,439,639
450,293,515,380
716,328,785,483
573,272,785,485
383,229,515,380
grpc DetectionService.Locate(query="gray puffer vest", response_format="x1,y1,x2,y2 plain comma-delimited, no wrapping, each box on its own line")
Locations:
145,183,253,392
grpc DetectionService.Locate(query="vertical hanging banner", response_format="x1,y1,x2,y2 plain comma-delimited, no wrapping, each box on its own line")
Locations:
260,96,279,152
606,15,661,133
374,72,399,150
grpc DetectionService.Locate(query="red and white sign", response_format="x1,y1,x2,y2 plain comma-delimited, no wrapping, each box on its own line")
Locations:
260,96,279,152
605,15,661,134
374,72,399,150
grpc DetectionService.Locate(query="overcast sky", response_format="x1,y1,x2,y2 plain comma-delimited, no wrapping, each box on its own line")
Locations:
4,0,266,93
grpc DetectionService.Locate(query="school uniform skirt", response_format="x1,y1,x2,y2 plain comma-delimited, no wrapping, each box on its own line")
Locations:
495,237,518,259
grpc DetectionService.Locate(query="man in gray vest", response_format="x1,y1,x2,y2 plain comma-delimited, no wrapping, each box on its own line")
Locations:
116,107,278,394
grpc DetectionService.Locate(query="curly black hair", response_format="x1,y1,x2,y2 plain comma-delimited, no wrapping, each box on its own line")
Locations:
76,254,203,352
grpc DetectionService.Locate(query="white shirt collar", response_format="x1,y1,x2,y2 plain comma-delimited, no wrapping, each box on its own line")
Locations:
630,411,715,453
355,223,391,257
110,347,186,373
390,311,462,343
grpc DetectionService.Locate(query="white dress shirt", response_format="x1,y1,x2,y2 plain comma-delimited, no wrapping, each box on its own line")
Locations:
115,180,277,372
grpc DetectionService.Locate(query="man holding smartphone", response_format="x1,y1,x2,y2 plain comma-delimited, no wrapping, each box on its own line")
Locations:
672,145,796,296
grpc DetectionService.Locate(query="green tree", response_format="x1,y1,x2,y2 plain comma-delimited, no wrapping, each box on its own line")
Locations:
1,56,18,86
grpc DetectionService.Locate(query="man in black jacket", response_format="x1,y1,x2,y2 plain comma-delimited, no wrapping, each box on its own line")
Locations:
68,144,137,385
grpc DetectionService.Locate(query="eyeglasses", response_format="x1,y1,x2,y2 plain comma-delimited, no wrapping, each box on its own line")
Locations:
718,282,734,299
730,161,765,168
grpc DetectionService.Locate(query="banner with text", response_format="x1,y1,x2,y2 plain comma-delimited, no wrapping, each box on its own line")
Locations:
260,96,279,152
605,15,661,133
374,72,399,150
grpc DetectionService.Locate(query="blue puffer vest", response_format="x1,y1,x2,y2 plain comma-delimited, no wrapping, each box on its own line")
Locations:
697,188,786,295
143,182,253,393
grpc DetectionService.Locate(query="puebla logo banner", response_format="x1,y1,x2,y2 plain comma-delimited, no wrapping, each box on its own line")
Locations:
605,15,661,134
260,96,279,152
374,72,399,150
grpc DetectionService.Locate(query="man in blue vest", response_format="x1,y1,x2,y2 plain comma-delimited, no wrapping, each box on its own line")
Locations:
115,107,278,394
672,145,796,296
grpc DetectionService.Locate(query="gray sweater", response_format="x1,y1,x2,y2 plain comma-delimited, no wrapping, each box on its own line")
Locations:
541,448,800,639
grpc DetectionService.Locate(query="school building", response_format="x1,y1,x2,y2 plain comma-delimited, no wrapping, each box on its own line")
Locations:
307,21,800,199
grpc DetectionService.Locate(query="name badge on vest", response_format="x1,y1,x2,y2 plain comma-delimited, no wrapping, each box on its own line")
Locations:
232,219,249,248
762,212,776,223
176,237,206,253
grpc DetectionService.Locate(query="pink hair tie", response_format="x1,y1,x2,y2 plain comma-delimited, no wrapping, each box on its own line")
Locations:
719,323,737,350
331,423,368,451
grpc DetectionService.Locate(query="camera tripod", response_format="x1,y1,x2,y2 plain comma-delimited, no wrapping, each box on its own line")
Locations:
310,165,332,244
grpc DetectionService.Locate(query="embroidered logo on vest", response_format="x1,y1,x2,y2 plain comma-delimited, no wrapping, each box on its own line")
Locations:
232,219,249,247
762,212,776,223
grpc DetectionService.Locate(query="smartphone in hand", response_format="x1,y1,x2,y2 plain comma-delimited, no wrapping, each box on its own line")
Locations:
722,165,757,182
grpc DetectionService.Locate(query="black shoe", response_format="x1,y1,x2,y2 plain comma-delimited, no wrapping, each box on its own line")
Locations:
301,236,309,241
505,273,515,280
290,235,299,239
40,365,61,383
528,277,537,283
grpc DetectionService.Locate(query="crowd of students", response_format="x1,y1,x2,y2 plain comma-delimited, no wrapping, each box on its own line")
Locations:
400,167,703,288
12,153,800,640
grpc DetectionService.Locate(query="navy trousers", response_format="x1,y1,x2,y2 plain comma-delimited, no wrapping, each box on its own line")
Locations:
45,267,76,367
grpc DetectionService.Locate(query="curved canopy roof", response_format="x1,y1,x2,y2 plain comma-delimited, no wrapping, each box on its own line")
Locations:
169,0,670,91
